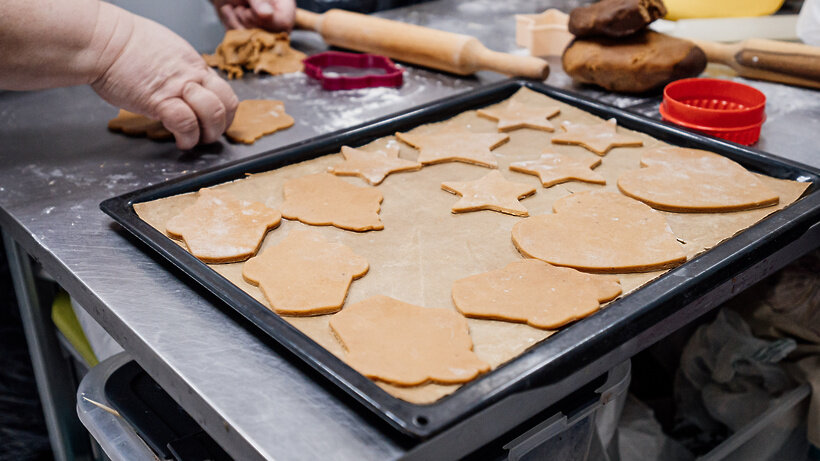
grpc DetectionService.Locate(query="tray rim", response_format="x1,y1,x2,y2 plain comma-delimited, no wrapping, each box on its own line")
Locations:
100,78,820,439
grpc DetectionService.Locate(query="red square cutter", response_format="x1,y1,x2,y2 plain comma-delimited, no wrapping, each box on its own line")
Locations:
303,51,403,91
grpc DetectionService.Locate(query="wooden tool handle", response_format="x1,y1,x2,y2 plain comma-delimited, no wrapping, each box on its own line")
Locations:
295,8,549,79
694,38,820,89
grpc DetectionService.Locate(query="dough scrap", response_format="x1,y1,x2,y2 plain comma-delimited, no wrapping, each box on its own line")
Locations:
510,151,606,187
329,145,421,185
618,147,780,212
551,118,643,155
477,99,561,132
243,228,368,315
166,188,281,263
280,173,384,231
512,191,686,272
329,295,490,386
226,100,294,144
452,259,622,329
395,128,509,168
203,29,306,79
108,110,172,140
441,170,537,216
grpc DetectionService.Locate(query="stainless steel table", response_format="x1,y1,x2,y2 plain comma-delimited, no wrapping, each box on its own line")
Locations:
1,1,819,459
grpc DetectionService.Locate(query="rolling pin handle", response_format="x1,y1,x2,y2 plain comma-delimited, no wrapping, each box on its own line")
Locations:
472,47,550,80
295,8,321,31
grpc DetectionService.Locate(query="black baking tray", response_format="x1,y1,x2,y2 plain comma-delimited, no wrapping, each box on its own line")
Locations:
101,79,820,440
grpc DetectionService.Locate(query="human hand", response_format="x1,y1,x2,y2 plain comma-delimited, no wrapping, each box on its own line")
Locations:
212,0,296,32
89,3,239,150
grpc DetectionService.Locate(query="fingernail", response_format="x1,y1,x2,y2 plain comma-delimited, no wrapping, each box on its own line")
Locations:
257,3,273,15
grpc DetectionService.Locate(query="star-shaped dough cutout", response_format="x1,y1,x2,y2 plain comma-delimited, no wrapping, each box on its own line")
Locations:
441,170,537,216
280,173,384,231
329,145,421,185
510,151,606,187
166,188,281,263
242,228,369,315
551,118,643,156
395,128,509,168
477,99,561,132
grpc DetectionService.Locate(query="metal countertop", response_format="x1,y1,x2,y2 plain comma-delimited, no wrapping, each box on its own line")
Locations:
1,1,818,459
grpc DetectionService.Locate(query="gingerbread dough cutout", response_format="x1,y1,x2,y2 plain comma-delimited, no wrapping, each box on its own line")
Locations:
226,100,294,144
510,151,606,187
329,145,422,185
280,173,384,231
166,188,281,263
329,295,490,386
618,146,780,212
243,228,368,315
108,110,172,140
441,170,537,216
452,260,622,329
477,99,561,132
395,128,509,168
551,118,643,155
512,191,686,272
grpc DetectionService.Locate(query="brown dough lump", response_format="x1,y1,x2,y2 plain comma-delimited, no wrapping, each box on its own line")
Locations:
569,0,667,38
203,29,306,79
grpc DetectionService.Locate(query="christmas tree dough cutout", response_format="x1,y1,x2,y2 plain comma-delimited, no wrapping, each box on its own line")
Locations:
395,127,509,168
452,259,622,329
108,110,172,140
329,295,490,386
441,170,537,216
242,228,368,315
280,173,384,231
329,144,422,185
512,191,686,273
477,99,561,132
166,188,281,263
551,118,643,156
617,147,780,212
226,100,294,144
510,151,606,187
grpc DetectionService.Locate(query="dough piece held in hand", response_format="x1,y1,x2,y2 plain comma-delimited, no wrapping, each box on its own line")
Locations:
452,260,622,329
551,119,643,155
203,29,306,79
512,191,686,273
166,188,281,263
569,0,667,38
108,110,172,140
396,128,509,168
441,170,537,217
280,173,384,231
477,99,561,132
226,100,294,145
510,151,606,187
329,145,421,185
329,295,490,386
618,147,780,212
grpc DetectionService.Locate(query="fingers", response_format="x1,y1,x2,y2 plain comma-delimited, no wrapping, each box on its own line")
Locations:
202,71,239,127
182,81,227,144
234,5,257,29
156,98,200,150
271,0,296,31
248,0,274,20
219,4,244,29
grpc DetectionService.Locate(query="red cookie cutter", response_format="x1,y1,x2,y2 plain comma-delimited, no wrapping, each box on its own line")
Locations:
303,51,403,91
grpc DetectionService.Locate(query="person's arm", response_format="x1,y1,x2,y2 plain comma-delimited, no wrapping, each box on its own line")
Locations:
0,0,238,150
212,0,296,31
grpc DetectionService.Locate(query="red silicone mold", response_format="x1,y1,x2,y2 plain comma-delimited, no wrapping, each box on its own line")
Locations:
659,78,766,146
303,51,403,91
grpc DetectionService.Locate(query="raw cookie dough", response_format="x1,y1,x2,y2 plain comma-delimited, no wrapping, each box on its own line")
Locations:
618,147,780,212
512,190,687,273
203,29,306,79
477,99,561,132
280,173,384,231
569,0,667,38
329,144,422,185
441,170,537,216
551,118,643,155
510,151,606,187
166,188,281,263
452,259,622,329
395,128,509,168
226,100,294,144
243,228,368,315
329,295,490,386
108,109,172,140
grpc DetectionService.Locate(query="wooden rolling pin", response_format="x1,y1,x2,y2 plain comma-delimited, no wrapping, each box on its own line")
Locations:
295,9,549,80
693,38,820,89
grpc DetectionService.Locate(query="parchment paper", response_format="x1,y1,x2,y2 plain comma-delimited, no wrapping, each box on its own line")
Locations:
134,88,810,404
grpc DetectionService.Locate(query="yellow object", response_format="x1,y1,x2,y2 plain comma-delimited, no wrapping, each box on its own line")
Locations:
664,0,785,20
51,291,99,367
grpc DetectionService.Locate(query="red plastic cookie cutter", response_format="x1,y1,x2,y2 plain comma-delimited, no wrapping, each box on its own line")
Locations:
303,51,403,91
